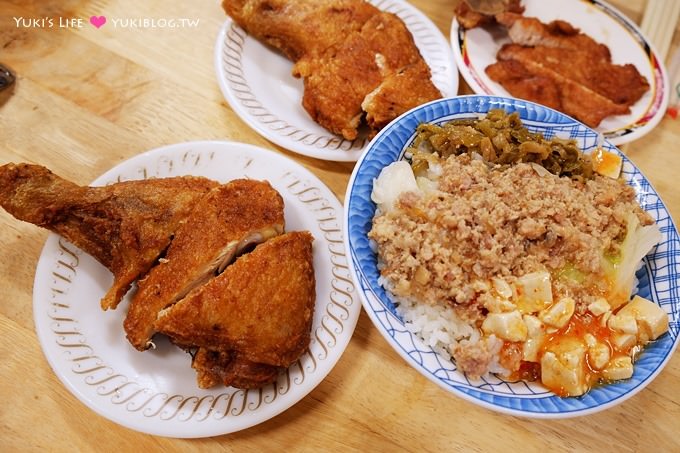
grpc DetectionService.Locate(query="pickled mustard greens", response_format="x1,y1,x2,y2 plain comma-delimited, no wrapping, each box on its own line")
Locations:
407,109,594,179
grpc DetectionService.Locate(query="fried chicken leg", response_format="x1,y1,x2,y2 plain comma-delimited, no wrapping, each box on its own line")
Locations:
155,231,315,368
0,163,217,310
124,179,285,351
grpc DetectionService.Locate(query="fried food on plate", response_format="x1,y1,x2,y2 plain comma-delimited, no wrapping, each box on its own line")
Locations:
222,0,442,140
0,163,217,310
124,179,285,351
297,11,440,140
362,60,444,133
155,231,315,368
495,13,611,60
454,0,524,29
485,58,562,110
497,41,649,107
489,44,632,127
222,0,378,62
192,348,281,389
456,6,651,128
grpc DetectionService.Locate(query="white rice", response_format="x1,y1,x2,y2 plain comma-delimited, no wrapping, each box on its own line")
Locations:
378,274,507,376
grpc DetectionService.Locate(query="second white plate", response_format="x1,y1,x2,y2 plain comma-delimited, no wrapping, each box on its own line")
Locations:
215,0,458,162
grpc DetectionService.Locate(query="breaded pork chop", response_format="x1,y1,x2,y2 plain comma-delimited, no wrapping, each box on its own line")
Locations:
155,231,315,368
0,163,217,310
490,44,632,127
362,60,444,133
222,0,378,62
496,13,611,61
222,0,441,140
124,179,285,351
299,11,441,139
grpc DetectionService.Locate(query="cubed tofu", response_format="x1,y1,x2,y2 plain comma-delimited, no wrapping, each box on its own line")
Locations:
492,277,514,299
516,271,553,314
611,333,637,351
601,356,634,381
587,342,611,370
617,295,669,342
607,313,638,335
539,297,575,329
481,311,528,342
541,338,588,396
588,298,611,316
522,315,545,362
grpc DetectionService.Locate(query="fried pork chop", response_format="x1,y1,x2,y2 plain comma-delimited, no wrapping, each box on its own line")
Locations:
297,11,440,140
470,12,651,127
495,13,612,61
454,0,524,29
488,45,633,127
124,179,285,351
155,231,315,369
0,163,217,310
222,0,378,62
222,0,442,140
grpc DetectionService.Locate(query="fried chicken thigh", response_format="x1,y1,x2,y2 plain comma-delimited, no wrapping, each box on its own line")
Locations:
124,179,285,351
155,231,315,368
192,349,281,389
0,163,217,310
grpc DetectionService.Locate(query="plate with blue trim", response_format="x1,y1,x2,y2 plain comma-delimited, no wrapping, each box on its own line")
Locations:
344,95,680,417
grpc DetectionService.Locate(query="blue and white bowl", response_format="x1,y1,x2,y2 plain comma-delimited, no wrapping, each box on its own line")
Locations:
343,95,680,418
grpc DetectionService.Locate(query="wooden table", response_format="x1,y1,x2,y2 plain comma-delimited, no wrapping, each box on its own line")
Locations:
1,0,679,451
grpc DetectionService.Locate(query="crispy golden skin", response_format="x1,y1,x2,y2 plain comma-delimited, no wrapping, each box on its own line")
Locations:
485,59,562,111
0,163,217,310
222,0,378,62
454,0,524,29
192,349,281,389
155,231,315,368
362,60,444,133
489,44,634,127
223,0,441,140
496,44,649,108
124,179,285,351
481,14,649,128
299,12,440,140
496,14,612,61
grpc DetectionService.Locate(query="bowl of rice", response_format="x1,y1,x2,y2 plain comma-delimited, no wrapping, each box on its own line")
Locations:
344,95,680,417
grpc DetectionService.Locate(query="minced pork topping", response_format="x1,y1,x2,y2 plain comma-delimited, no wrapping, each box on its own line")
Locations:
370,154,652,313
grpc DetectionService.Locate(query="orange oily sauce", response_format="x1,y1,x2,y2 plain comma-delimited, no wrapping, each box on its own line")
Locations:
501,312,634,397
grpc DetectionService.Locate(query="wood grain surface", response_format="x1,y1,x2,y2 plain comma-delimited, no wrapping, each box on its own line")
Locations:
1,0,679,451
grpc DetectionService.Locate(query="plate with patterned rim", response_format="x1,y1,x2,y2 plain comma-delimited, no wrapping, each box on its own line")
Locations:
450,0,669,146
344,95,680,418
214,0,459,162
32,141,360,437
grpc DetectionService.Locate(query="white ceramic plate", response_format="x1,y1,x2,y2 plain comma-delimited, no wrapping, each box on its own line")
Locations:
32,142,360,437
450,0,669,145
215,0,459,162
345,95,680,418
